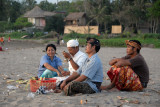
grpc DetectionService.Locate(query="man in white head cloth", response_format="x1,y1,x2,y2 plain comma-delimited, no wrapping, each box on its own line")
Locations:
62,39,87,75
54,39,87,87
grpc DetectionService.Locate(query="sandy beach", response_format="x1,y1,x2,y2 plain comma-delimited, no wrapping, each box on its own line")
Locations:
0,40,160,107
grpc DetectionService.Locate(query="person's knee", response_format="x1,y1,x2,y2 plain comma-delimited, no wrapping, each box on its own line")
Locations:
41,69,53,78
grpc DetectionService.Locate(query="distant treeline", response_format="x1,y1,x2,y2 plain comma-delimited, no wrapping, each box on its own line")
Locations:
0,0,160,34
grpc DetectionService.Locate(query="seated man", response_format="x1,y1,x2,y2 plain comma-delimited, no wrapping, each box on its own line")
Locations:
101,40,149,91
54,39,87,86
60,37,103,96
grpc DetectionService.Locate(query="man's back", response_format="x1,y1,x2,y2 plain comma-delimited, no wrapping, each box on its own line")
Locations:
77,53,103,92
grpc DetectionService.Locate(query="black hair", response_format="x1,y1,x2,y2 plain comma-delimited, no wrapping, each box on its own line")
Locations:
46,44,56,51
86,37,100,53
129,40,141,53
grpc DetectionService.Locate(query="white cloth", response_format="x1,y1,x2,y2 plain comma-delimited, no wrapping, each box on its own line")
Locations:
67,39,79,47
53,76,69,86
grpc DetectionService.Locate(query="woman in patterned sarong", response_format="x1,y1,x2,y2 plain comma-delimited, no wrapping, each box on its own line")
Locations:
101,40,149,91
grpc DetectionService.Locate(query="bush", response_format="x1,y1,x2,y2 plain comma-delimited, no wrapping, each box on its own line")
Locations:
120,31,131,38
142,33,160,39
6,32,31,39
33,32,44,38
0,21,14,32
14,17,32,30
63,32,103,40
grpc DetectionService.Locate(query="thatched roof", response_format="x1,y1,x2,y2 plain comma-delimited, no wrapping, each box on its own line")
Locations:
65,12,86,21
24,6,56,18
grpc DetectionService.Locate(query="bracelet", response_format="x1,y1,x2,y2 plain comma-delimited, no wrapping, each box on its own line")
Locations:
69,57,72,61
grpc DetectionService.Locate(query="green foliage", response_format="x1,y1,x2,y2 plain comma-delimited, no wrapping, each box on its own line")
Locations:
44,15,64,33
0,0,21,22
139,33,160,40
0,21,14,32
120,31,131,38
147,0,160,18
39,0,56,11
63,32,102,40
5,32,30,39
62,33,160,48
14,17,32,29
33,32,44,38
56,1,70,11
100,38,126,47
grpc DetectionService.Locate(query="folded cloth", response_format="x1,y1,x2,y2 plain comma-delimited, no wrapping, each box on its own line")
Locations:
53,76,69,86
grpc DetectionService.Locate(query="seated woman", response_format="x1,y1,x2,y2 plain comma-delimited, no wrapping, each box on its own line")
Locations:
37,44,63,78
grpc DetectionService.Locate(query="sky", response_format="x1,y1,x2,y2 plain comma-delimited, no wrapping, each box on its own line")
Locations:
35,0,71,4
18,0,72,4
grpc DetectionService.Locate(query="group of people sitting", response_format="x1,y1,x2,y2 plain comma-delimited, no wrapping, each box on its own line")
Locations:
37,37,149,96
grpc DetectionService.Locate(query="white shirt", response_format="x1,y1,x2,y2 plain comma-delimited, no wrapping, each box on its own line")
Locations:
68,50,87,75
53,50,87,86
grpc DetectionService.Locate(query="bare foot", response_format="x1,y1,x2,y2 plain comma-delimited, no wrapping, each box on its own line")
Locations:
109,87,119,92
54,89,62,93
100,86,108,90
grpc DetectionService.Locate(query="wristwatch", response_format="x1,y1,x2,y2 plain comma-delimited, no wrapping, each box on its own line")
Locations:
69,57,72,61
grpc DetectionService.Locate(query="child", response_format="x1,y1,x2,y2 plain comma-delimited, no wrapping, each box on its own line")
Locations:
0,37,4,45
8,36,11,42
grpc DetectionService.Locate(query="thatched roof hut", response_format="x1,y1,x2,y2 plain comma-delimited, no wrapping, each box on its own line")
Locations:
64,12,87,26
64,12,86,21
24,6,56,18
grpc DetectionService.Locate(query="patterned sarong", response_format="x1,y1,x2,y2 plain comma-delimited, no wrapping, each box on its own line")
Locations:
65,81,95,96
107,65,143,91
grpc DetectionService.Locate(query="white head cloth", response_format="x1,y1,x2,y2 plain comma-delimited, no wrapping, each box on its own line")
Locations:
67,39,79,47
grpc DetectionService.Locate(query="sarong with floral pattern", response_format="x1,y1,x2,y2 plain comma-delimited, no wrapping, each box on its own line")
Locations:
107,65,143,91
65,81,95,96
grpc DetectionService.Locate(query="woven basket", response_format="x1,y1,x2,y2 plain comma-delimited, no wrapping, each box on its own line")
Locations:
30,78,56,92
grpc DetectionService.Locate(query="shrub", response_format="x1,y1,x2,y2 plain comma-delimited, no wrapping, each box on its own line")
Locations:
33,32,44,38
7,32,31,39
142,33,160,39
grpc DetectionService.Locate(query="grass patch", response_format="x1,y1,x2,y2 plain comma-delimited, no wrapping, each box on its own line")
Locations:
63,33,160,48
1,32,160,48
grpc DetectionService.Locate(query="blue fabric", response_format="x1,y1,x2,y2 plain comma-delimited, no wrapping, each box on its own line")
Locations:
77,53,103,93
38,54,62,77
40,69,57,78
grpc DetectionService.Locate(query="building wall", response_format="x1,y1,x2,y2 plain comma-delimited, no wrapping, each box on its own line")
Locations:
112,25,122,34
34,18,45,27
64,26,98,34
40,18,46,27
28,18,35,25
78,17,86,26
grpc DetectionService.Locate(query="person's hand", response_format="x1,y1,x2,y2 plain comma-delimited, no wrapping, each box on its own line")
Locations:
63,51,71,59
63,82,72,92
62,72,70,76
114,60,123,67
60,80,67,89
56,70,62,77
61,71,69,76
58,66,67,76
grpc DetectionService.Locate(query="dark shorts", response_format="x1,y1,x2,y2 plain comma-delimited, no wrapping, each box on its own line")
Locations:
65,81,95,96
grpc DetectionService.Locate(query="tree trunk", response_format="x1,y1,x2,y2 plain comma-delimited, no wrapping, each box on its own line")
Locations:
155,18,159,33
104,22,107,33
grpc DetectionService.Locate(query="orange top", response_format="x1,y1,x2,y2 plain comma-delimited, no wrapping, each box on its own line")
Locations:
0,37,4,42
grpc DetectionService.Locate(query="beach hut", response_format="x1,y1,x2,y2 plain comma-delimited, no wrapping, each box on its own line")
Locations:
64,12,98,34
24,6,56,29
64,12,87,26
